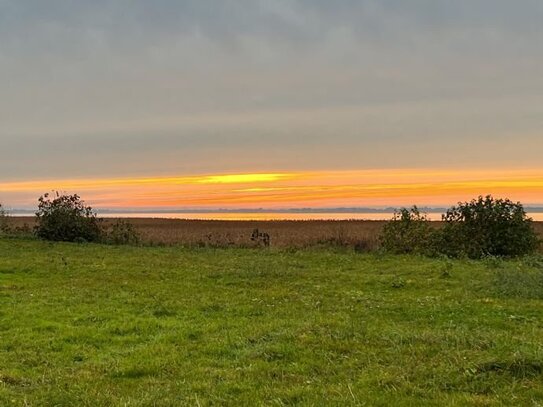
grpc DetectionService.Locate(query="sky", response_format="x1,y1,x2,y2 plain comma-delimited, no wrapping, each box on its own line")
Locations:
1,0,542,209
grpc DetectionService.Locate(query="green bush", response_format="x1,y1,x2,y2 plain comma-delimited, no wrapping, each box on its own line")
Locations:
380,196,540,258
35,192,103,243
106,219,140,245
0,204,9,235
380,206,434,254
438,196,539,258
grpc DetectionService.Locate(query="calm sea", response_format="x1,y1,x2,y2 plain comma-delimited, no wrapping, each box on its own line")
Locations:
93,212,543,221
11,212,543,221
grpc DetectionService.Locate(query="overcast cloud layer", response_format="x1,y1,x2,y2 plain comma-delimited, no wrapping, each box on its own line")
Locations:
1,0,542,180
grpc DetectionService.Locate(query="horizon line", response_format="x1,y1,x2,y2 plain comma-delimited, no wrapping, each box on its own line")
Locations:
7,205,543,214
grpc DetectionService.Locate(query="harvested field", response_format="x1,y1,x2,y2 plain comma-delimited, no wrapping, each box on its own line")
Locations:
7,217,385,249
110,218,389,249
6,217,543,250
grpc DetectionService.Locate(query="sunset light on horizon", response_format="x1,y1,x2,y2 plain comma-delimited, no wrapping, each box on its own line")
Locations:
2,168,543,210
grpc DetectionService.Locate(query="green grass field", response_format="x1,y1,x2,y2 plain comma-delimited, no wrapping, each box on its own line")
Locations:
1,238,543,406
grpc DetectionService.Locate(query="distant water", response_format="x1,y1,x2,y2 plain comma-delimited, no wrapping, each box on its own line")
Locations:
11,212,543,221
96,212,401,221
90,212,543,221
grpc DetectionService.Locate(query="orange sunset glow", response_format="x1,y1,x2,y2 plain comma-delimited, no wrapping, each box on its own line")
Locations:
2,168,542,209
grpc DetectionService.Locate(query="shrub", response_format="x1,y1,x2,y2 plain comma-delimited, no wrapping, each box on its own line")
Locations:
380,206,434,254
35,192,103,243
0,204,9,235
106,219,140,245
438,195,539,258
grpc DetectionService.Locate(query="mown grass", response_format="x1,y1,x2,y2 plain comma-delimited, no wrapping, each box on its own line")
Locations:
1,238,542,406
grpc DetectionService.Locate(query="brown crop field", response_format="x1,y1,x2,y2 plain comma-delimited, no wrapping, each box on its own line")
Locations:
113,218,388,249
6,216,543,250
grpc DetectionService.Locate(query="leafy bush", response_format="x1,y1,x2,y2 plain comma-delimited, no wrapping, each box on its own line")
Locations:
0,204,9,235
380,206,434,254
380,196,539,258
35,192,103,243
438,196,539,258
106,219,140,245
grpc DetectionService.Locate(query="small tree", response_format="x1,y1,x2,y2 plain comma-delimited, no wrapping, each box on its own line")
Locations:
439,195,539,258
35,192,103,243
380,206,434,254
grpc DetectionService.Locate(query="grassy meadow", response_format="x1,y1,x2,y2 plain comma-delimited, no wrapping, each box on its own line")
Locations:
1,238,543,406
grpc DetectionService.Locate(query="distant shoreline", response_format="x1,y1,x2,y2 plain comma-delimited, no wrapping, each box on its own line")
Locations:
8,212,543,222
7,207,543,215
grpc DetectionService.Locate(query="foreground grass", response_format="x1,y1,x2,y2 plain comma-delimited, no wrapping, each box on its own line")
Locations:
1,239,542,406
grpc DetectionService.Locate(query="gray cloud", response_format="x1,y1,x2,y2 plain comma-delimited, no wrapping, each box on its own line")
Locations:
1,0,542,179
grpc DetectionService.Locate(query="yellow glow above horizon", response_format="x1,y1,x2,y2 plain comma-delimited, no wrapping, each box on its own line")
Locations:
195,173,294,184
0,172,298,192
1,169,543,209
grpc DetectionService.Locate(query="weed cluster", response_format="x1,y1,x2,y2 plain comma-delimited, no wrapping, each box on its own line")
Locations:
251,228,270,247
105,219,140,245
380,206,432,254
0,204,9,235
